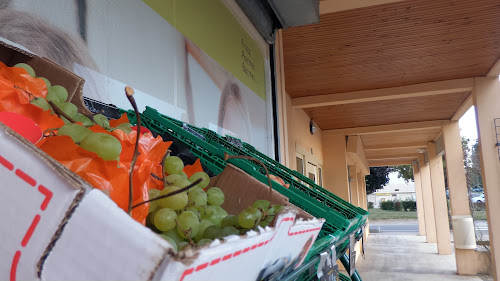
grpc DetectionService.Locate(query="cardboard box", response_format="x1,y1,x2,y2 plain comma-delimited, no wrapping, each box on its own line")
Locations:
0,41,90,115
0,39,324,281
0,123,89,281
154,165,324,281
0,122,324,281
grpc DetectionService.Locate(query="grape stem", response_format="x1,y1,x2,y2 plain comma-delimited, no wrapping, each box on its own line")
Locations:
81,110,103,125
126,86,141,215
151,172,163,182
160,149,172,188
255,209,269,228
14,86,35,101
130,178,202,210
253,206,276,229
224,153,273,202
175,219,194,245
47,100,77,123
42,128,60,138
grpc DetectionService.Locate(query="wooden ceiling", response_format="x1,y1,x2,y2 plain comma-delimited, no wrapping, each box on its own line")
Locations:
361,128,441,148
362,127,443,167
319,0,408,15
280,0,500,166
324,125,444,166
304,91,470,130
283,0,500,97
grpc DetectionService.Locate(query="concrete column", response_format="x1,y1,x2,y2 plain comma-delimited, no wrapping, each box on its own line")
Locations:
274,30,290,167
364,177,368,209
364,180,368,209
322,135,350,201
360,175,367,209
473,77,500,279
412,164,426,236
356,171,363,207
349,166,359,205
363,178,370,237
419,155,438,243
443,121,478,274
428,142,453,255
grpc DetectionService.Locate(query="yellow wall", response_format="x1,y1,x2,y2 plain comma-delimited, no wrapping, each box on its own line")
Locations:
276,29,324,174
322,134,350,201
285,94,296,169
285,94,324,170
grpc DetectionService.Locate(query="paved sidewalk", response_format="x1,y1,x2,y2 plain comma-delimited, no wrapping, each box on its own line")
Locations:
355,234,491,281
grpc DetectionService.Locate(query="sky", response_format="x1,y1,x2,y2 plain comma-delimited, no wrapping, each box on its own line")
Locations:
387,106,478,185
388,172,409,185
458,106,478,143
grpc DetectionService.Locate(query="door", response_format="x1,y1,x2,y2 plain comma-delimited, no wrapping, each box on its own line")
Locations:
306,162,318,185
296,153,305,175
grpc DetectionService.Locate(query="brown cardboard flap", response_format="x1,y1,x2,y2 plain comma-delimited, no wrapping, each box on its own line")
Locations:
0,40,90,115
208,165,313,221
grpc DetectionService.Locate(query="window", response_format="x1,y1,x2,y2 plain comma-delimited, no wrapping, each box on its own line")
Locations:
318,167,323,187
296,156,304,175
308,172,315,182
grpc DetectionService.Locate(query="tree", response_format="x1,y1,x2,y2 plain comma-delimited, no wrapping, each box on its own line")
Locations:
392,165,414,183
462,137,482,189
462,137,470,168
470,142,482,185
365,166,391,194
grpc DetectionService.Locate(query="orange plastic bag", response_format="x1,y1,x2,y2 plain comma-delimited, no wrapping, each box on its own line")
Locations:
40,131,172,224
0,63,208,224
0,61,48,98
183,159,204,178
0,75,64,134
109,114,130,127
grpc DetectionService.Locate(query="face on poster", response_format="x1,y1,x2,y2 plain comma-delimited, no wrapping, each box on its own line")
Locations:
0,0,274,157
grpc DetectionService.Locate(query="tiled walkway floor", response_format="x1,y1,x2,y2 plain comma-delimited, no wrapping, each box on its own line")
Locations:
355,234,492,281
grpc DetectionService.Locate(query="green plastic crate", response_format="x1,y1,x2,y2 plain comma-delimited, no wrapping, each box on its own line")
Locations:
304,232,342,263
142,107,367,234
291,233,360,281
175,117,367,230
244,142,369,229
294,269,351,281
131,108,356,239
339,273,351,281
124,108,367,229
288,169,369,225
122,110,228,176
127,109,350,235
118,109,366,281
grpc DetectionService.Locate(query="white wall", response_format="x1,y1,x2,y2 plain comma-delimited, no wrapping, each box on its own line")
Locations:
4,0,275,156
368,173,416,208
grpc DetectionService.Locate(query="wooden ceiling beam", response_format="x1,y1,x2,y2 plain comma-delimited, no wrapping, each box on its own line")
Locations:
291,78,473,109
324,120,446,136
487,57,500,77
364,142,428,150
368,159,414,167
451,95,473,121
347,135,370,175
367,153,421,160
319,0,408,14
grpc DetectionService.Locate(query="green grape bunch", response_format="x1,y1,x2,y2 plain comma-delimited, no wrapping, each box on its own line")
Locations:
79,133,122,161
163,156,184,175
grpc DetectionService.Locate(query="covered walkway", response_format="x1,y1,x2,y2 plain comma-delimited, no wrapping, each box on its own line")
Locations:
356,234,491,281
276,0,500,278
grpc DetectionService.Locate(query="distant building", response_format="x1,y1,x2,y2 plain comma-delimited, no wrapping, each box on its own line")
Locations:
367,180,415,208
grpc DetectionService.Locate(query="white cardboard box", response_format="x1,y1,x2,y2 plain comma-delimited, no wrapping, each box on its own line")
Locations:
0,122,324,281
0,123,87,281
